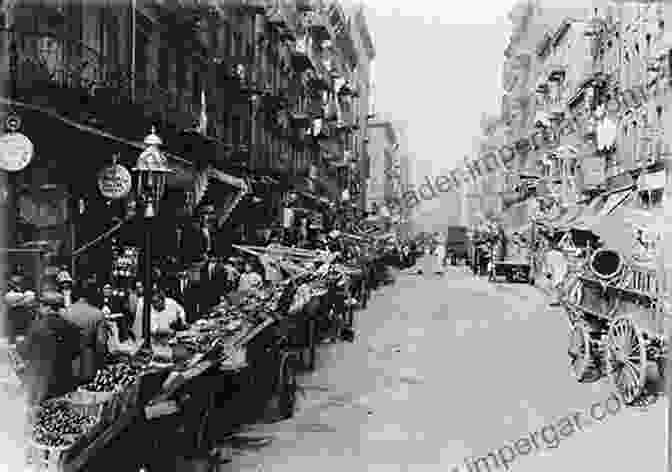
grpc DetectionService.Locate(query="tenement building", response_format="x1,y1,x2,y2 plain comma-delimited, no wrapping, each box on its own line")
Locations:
459,0,672,256
0,0,375,280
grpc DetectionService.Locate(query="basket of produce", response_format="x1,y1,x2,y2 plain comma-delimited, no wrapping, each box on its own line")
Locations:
113,376,141,418
28,399,99,470
76,362,143,423
64,389,115,423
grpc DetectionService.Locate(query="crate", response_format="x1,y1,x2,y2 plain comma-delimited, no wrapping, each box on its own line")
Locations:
66,389,117,425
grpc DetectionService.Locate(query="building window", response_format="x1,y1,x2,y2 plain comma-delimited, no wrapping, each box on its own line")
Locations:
231,116,240,147
639,189,664,209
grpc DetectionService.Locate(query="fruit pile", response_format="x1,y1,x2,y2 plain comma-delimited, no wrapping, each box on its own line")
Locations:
32,401,96,447
81,362,142,392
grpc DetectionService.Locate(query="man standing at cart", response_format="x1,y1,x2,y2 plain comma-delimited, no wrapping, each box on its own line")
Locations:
61,281,110,383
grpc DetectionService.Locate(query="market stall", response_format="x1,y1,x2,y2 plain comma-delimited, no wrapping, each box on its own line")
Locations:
9,277,301,472
232,243,360,369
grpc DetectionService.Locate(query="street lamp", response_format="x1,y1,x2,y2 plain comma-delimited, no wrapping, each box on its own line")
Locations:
133,126,173,350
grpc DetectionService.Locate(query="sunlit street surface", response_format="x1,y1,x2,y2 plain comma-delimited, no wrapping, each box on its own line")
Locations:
221,258,663,472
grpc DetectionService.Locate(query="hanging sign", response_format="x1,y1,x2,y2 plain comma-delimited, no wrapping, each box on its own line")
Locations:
0,132,33,172
309,212,323,229
5,113,22,132
0,183,7,206
98,164,132,199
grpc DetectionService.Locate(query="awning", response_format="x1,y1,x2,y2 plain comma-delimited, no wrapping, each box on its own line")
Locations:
567,196,605,232
599,189,634,217
208,167,248,190
198,166,249,228
502,201,530,234
591,205,665,260
554,204,584,232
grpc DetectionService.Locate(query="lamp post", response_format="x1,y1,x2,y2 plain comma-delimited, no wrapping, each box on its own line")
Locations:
133,126,173,350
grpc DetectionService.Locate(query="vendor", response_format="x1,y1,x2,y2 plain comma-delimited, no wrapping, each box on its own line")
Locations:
133,289,187,339
61,282,109,383
56,268,74,308
4,273,37,342
222,257,241,293
18,306,83,404
19,281,108,403
238,261,263,293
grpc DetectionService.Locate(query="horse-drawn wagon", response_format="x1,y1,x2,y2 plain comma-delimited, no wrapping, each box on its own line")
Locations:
563,205,670,407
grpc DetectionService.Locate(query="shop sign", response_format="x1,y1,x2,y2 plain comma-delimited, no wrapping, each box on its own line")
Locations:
309,212,323,229
0,132,33,172
98,164,132,199
282,207,294,228
0,184,7,206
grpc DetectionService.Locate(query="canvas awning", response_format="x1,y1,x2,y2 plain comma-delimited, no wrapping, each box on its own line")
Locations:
502,201,531,234
567,196,605,232
591,205,665,261
598,189,633,217
553,204,584,232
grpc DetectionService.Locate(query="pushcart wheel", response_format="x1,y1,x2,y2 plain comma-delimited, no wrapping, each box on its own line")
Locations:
266,351,297,422
306,318,316,371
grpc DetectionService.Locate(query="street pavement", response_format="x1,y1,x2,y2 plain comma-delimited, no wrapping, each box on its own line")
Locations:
218,255,664,472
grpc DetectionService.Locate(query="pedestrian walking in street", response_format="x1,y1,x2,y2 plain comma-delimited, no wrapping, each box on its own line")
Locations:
433,234,445,275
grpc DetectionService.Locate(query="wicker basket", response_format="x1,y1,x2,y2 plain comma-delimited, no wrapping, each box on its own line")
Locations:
26,438,73,472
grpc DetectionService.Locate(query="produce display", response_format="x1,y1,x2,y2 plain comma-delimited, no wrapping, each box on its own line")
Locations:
31,400,97,448
20,236,370,471
81,362,144,393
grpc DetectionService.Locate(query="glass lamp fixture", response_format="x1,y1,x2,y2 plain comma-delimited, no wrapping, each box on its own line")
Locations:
134,126,173,218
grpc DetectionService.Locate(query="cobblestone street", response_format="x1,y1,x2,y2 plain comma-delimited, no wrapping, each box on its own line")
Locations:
217,260,663,472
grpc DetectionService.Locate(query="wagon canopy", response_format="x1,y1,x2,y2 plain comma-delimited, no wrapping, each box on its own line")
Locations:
567,196,605,232
590,204,664,261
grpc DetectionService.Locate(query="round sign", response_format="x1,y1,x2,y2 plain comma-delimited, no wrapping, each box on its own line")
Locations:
5,114,21,132
0,132,33,172
98,164,132,199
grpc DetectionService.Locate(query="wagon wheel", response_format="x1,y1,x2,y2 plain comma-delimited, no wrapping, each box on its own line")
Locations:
606,316,648,405
305,317,317,371
566,277,583,307
568,322,602,383
276,352,297,420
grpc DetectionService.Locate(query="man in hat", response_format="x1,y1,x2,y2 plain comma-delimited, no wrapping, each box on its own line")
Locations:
18,305,82,404
56,268,74,308
61,281,109,383
4,272,37,341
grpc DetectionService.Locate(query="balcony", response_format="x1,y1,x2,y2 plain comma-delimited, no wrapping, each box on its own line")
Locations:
289,36,314,72
4,28,207,133
5,28,129,102
240,0,268,13
296,0,317,12
548,69,566,83
300,11,331,42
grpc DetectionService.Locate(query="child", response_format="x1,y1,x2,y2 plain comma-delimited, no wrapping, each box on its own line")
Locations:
238,261,263,293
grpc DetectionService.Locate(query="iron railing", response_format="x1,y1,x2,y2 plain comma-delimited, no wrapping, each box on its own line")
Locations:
4,28,204,129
